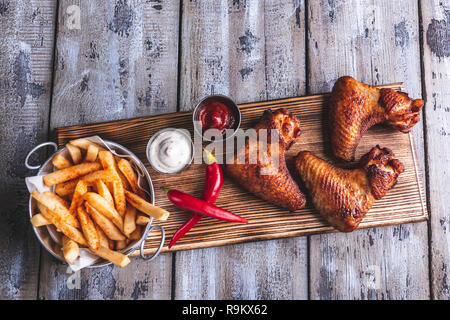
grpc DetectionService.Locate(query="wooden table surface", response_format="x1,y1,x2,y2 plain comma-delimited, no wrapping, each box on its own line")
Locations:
1,0,449,300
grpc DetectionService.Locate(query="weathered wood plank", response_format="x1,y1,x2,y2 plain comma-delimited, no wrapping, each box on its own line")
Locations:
307,0,429,299
0,0,56,299
174,0,308,299
420,0,450,300
39,0,179,299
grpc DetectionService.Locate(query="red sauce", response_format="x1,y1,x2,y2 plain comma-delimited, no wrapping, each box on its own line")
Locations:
198,101,235,135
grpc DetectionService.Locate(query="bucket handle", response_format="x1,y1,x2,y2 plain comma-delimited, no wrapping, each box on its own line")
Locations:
25,142,58,170
139,224,165,261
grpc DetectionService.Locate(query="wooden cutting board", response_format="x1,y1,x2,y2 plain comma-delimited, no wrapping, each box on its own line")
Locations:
55,83,428,255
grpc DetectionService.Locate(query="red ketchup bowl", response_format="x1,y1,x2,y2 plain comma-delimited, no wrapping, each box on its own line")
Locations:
192,95,241,142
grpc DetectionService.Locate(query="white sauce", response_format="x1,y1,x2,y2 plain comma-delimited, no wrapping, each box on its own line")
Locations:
148,129,192,174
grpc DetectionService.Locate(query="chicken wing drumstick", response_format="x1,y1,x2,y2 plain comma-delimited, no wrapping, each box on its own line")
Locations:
329,76,424,161
226,108,306,211
295,146,404,232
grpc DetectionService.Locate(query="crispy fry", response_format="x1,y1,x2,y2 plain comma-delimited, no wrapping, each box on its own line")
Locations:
135,215,150,226
55,179,79,197
84,201,125,240
38,203,87,246
30,213,51,227
43,162,102,187
43,191,70,209
108,239,115,250
77,205,100,250
62,235,80,264
123,205,137,237
90,247,130,267
69,138,106,151
129,225,143,240
66,143,82,164
96,180,114,207
85,144,99,162
94,222,110,248
98,151,126,215
117,170,131,190
83,192,123,230
52,153,72,169
68,180,88,217
115,240,127,250
117,158,143,195
125,190,169,221
32,191,79,228
80,169,116,185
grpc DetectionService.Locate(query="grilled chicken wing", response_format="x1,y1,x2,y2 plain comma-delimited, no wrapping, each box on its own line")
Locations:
226,108,306,211
329,76,424,161
295,146,404,232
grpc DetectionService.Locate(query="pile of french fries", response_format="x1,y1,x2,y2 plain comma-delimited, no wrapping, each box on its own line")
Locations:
30,138,170,267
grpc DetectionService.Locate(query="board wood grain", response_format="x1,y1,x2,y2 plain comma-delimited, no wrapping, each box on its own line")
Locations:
55,83,427,258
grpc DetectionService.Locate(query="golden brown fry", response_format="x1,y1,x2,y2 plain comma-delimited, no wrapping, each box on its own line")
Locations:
117,158,143,196
66,143,82,164
38,203,87,246
52,153,72,169
125,190,169,221
108,239,115,250
98,151,126,215
69,138,106,151
77,205,100,250
135,215,150,226
94,222,110,248
117,170,131,190
84,201,125,240
55,179,79,197
90,247,130,267
123,205,137,237
80,169,116,185
43,162,102,187
30,213,51,227
85,144,99,162
32,191,79,228
68,180,88,217
96,180,114,207
83,192,124,230
115,240,127,250
62,235,80,264
129,225,143,240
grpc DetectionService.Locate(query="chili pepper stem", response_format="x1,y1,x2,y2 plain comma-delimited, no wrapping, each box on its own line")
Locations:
160,187,170,194
203,147,217,165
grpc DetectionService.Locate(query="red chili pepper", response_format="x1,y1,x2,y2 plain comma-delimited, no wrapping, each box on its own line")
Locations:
168,150,224,249
163,188,247,223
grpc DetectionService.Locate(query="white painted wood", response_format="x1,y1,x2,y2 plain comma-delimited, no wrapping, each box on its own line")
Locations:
420,0,450,300
307,0,429,299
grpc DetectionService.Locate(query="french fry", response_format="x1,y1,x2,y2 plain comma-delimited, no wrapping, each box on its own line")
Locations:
96,180,114,207
125,190,170,221
135,215,150,226
77,205,100,250
38,203,87,246
69,138,106,151
108,239,115,250
43,162,102,187
80,169,116,185
117,170,131,190
90,247,130,267
55,179,79,197
112,180,126,216
128,225,143,240
123,205,137,237
66,143,82,164
84,201,125,240
68,180,88,217
95,222,110,248
30,213,51,227
32,191,79,228
52,153,72,169
98,151,126,215
43,191,70,209
115,240,127,250
83,192,124,230
117,158,143,196
62,235,80,264
85,144,99,162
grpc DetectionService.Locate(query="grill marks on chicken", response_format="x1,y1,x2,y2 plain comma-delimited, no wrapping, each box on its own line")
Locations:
295,146,404,232
225,108,306,211
329,76,424,161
